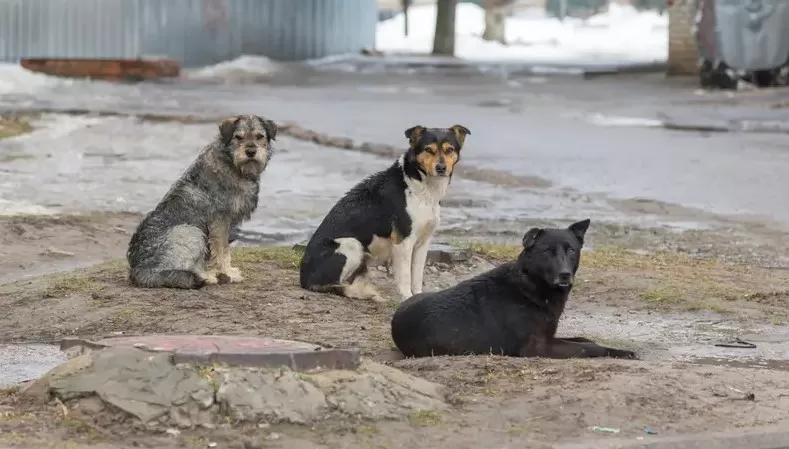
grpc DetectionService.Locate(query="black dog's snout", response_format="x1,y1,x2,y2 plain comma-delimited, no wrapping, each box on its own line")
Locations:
557,272,572,282
435,162,447,174
245,147,258,157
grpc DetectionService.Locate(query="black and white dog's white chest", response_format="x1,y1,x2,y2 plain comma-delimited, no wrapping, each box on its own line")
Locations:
366,175,448,264
404,183,442,244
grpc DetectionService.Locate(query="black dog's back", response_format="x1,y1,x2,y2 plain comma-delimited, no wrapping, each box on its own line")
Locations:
392,264,529,357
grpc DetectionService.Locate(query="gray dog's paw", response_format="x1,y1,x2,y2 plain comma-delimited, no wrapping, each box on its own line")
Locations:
216,273,232,284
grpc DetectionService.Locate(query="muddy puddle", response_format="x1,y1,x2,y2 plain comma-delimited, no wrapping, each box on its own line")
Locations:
691,357,789,371
0,344,66,386
561,304,789,371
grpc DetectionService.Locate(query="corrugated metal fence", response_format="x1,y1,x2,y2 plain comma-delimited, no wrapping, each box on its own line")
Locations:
0,0,378,66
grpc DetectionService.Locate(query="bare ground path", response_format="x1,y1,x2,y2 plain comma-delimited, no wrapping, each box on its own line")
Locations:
1,224,789,448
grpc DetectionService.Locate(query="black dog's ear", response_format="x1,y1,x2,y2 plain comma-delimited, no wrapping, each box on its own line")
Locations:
522,227,543,249
219,116,241,144
255,116,278,141
404,125,425,144
567,219,591,244
449,124,471,147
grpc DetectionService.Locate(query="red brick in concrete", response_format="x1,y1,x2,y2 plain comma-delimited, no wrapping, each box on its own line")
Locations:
20,58,180,81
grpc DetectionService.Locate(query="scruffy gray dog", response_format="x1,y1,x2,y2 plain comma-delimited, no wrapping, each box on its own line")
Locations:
127,114,277,289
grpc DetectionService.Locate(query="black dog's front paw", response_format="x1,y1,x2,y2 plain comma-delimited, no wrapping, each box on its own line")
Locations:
608,349,639,360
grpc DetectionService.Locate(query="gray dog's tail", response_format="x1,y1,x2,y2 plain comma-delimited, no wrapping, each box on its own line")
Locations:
129,269,206,290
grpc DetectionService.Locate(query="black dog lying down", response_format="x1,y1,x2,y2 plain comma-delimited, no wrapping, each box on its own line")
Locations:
391,219,638,360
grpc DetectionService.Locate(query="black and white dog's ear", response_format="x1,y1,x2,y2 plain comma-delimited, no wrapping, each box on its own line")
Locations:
255,116,277,141
404,125,425,143
219,116,241,144
567,219,591,245
522,227,543,249
449,124,471,147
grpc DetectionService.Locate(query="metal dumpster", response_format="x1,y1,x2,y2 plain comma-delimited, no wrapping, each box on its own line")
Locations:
716,0,789,71
697,0,789,88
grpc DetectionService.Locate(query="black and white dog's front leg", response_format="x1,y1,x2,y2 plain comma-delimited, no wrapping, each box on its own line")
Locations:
410,223,436,295
391,238,416,300
410,239,430,295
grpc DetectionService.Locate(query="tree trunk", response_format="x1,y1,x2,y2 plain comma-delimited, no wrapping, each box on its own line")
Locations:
432,0,458,56
482,0,507,44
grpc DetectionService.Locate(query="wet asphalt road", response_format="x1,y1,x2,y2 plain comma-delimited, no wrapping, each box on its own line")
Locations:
2,65,789,234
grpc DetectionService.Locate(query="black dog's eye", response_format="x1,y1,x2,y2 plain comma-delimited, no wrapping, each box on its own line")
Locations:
567,248,576,255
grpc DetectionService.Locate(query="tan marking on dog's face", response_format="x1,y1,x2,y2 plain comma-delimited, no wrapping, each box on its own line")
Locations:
221,115,274,177
440,141,458,175
416,143,439,177
415,139,459,177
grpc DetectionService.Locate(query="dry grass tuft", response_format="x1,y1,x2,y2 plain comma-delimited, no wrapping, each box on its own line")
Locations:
232,245,304,269
0,116,33,140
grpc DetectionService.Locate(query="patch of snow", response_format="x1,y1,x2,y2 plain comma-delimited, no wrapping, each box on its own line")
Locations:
0,199,59,216
586,113,665,128
186,55,283,83
376,3,668,65
0,63,75,96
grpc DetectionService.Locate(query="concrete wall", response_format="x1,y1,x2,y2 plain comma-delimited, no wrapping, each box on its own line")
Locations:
667,0,699,75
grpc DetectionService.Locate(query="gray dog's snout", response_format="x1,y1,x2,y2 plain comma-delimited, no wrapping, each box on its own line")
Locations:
245,147,258,157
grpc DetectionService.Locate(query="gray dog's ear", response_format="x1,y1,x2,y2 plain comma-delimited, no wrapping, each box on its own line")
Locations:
567,219,591,244
256,116,277,141
219,116,241,144
404,125,425,144
449,124,471,147
522,227,543,249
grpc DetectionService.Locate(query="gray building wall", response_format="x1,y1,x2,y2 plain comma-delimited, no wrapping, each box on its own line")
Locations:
0,0,378,66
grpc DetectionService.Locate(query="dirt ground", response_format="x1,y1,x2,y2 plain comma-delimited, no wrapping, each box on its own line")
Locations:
0,213,141,284
1,213,789,448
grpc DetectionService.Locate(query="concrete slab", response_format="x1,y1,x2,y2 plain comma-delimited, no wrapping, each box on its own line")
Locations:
555,426,789,449
60,335,360,371
426,243,473,264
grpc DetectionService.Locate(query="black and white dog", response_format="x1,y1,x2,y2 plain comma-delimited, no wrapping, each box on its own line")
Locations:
299,125,471,302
